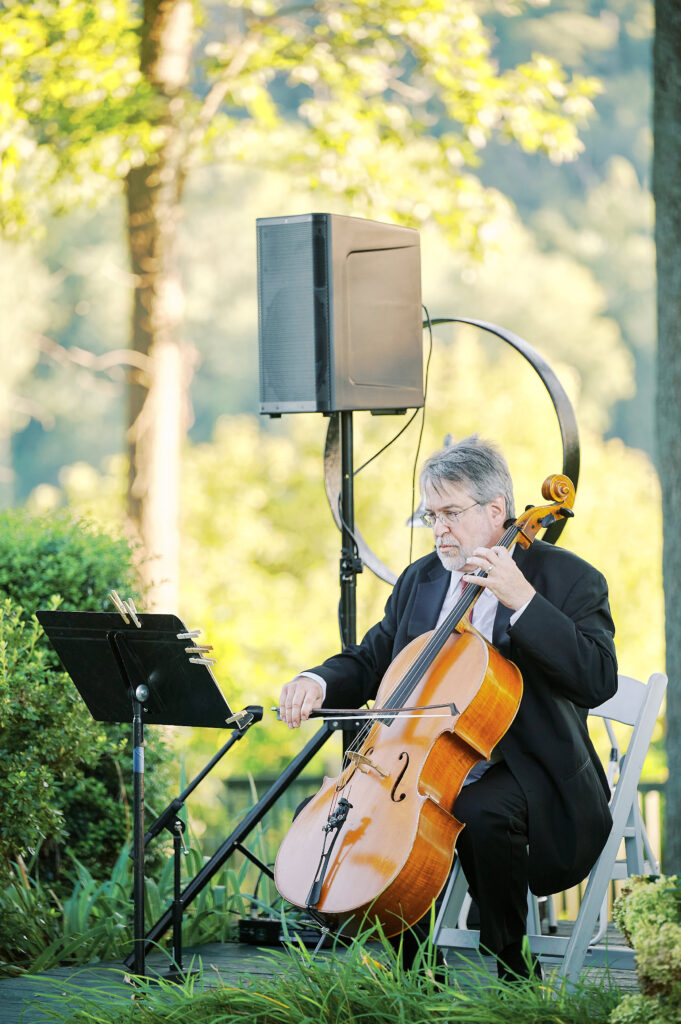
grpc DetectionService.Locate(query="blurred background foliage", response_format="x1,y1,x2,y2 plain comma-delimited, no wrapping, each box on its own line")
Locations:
0,0,662,854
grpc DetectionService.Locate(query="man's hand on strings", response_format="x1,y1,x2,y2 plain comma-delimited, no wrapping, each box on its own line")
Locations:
279,675,323,728
463,546,536,611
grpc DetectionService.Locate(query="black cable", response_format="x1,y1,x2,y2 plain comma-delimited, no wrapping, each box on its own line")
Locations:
336,493,359,558
409,307,433,564
353,407,421,476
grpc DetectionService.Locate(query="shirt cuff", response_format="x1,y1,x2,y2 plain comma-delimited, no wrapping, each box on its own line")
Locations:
509,595,534,627
299,671,327,701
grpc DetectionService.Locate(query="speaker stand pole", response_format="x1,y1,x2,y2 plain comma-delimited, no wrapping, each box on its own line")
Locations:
339,411,360,648
337,409,364,745
338,411,363,752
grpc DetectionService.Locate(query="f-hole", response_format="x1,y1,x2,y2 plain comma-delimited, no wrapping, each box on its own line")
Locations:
391,751,410,802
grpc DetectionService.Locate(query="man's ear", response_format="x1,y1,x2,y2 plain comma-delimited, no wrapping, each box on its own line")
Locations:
488,495,507,527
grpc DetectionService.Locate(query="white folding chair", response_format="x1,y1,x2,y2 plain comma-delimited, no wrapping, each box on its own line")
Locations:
588,680,661,945
433,671,667,983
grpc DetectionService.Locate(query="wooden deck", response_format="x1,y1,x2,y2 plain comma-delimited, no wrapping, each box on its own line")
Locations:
0,943,277,1024
0,929,640,1024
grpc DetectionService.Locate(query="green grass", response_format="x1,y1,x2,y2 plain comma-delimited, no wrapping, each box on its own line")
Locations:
28,930,622,1024
0,838,270,976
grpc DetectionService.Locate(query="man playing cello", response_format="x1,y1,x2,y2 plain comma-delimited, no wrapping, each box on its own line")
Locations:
278,436,617,980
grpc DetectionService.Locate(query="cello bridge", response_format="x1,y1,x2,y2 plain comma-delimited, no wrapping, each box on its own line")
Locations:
347,751,390,778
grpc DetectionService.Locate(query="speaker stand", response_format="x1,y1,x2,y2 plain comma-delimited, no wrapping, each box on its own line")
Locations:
338,411,363,650
337,411,364,752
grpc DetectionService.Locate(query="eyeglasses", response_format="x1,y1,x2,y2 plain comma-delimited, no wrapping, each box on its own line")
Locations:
420,502,480,528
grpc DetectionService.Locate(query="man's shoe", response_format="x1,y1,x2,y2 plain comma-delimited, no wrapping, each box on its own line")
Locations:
497,940,543,983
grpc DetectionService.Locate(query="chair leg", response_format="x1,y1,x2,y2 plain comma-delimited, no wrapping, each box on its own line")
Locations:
433,858,471,945
526,890,541,936
590,890,609,946
635,799,660,873
546,894,557,934
458,892,473,929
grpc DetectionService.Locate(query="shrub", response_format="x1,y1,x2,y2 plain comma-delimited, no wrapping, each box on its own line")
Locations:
611,875,681,1024
0,598,96,875
0,509,172,889
0,508,138,618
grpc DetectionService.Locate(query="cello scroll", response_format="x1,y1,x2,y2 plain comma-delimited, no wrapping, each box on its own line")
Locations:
513,473,575,548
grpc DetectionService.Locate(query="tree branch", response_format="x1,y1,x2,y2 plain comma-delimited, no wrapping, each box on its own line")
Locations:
38,336,153,377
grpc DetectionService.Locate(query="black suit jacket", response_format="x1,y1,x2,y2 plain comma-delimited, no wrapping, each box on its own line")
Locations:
309,539,618,895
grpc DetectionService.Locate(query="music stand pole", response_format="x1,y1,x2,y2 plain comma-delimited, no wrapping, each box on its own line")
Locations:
108,629,153,976
136,707,263,977
132,691,146,974
170,817,186,979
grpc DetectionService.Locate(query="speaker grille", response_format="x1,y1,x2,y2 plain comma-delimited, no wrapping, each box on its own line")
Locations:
257,219,330,411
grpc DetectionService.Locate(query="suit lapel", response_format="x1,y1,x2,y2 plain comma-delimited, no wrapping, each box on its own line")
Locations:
407,565,449,639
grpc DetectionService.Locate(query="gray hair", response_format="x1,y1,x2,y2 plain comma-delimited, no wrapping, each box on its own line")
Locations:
420,435,515,520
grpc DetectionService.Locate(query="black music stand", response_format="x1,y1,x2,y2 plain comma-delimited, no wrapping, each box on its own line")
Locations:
36,609,256,979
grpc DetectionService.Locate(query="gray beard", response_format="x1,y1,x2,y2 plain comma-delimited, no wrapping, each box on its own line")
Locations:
436,547,468,572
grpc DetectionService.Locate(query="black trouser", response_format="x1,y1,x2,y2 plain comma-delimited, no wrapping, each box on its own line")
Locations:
391,763,530,969
451,761,530,955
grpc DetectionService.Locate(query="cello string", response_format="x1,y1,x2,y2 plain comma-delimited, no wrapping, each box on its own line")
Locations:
324,720,378,825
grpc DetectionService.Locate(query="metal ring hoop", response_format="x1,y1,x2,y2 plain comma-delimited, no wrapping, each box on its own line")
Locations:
324,317,580,586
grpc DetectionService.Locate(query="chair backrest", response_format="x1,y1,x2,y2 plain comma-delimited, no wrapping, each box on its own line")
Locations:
590,673,650,726
589,672,667,786
589,674,656,793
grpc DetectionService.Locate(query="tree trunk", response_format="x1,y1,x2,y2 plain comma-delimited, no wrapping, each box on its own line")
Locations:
125,0,194,610
653,0,681,871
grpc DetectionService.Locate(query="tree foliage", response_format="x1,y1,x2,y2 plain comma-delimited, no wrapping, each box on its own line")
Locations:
0,0,600,241
0,0,152,235
0,0,606,610
3,0,657,507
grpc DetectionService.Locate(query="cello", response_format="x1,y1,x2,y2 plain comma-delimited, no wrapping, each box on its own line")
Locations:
274,474,575,938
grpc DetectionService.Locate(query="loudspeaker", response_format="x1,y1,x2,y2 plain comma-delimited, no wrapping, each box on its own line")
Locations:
256,213,423,415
